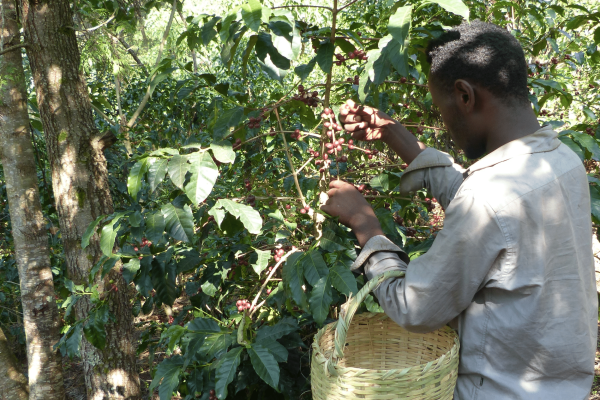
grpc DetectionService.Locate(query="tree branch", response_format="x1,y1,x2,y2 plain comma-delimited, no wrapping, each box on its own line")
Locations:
126,0,177,130
272,5,332,11
275,108,306,208
337,0,361,11
0,42,27,56
105,31,147,73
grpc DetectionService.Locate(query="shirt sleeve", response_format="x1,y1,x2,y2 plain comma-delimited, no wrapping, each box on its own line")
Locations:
360,190,507,333
399,147,466,210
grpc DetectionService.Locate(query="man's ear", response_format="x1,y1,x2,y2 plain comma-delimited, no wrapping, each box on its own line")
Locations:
453,79,476,113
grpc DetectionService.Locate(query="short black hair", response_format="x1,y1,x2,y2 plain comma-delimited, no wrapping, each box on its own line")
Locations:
426,21,529,106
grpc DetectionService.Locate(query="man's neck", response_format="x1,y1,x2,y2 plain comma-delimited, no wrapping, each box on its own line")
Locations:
484,104,541,154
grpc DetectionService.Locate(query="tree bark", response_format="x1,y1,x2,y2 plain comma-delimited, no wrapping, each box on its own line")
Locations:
0,0,65,398
0,327,28,400
18,1,140,399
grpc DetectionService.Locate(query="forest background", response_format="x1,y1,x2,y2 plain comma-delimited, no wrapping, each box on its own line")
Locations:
0,0,599,399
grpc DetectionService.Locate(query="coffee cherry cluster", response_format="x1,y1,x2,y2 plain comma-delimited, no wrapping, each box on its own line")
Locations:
236,299,252,312
247,116,262,129
209,389,217,400
233,137,242,149
246,194,256,207
293,85,320,107
586,127,596,136
273,247,285,263
291,128,302,140
299,204,311,214
346,75,360,85
244,178,252,191
347,48,368,61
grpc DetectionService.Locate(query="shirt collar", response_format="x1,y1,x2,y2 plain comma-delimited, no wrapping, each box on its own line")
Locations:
466,125,561,175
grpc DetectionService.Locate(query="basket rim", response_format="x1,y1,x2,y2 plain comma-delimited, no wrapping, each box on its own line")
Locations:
311,312,460,374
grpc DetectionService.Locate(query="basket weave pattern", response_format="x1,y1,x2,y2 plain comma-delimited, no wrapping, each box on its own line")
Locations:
311,271,460,399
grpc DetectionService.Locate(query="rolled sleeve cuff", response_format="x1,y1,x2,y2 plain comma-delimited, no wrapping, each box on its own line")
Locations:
403,147,455,174
364,251,407,281
350,235,407,271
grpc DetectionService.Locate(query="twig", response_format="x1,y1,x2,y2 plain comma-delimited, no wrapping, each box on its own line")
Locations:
126,0,177,130
279,157,314,181
80,14,115,32
272,5,332,11
384,80,428,88
249,248,299,317
275,108,306,207
91,103,115,125
337,0,361,11
0,43,27,56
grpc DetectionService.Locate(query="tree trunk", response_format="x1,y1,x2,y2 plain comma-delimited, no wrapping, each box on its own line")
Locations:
0,327,28,400
0,0,65,399
18,1,140,399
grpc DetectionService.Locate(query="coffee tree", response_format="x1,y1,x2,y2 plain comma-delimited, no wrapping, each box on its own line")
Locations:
46,0,600,399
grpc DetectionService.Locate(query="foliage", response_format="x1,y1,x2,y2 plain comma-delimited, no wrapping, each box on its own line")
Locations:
1,0,599,399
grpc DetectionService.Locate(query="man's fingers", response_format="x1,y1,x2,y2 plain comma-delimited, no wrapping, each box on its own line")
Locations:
343,121,368,131
343,114,362,123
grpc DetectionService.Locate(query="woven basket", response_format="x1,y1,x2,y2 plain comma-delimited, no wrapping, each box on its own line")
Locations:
311,270,460,399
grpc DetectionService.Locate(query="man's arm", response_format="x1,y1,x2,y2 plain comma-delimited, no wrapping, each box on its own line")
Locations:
360,192,505,332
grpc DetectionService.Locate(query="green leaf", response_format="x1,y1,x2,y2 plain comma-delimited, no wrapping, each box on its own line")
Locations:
82,215,105,249
257,339,288,362
149,356,184,400
590,185,600,222
242,35,259,76
309,274,332,325
100,221,119,257
83,304,109,350
428,0,469,20
294,57,317,81
187,318,221,334
184,152,219,205
148,157,169,192
215,347,244,399
167,154,190,190
241,0,263,32
151,259,177,306
330,260,358,296
583,107,597,121
122,258,140,284
571,131,600,160
255,316,298,342
594,26,600,46
248,343,280,389
282,252,307,308
370,172,401,192
387,5,412,45
380,35,408,77
211,141,236,164
201,16,221,46
66,323,82,358
199,332,235,359
256,32,290,71
559,136,584,161
145,211,165,243
161,203,195,243
213,106,244,140
302,250,328,286
252,249,271,275
316,42,335,74
211,199,262,234
128,157,150,201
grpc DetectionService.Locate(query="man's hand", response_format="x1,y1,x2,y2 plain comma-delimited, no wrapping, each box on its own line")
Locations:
339,99,397,142
321,180,384,247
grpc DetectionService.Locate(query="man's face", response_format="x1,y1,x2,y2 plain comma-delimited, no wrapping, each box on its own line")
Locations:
428,77,487,159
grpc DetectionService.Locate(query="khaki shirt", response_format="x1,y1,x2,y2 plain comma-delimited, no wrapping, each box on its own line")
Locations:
352,126,597,399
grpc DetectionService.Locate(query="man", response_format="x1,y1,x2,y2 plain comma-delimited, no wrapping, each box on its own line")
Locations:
322,21,597,399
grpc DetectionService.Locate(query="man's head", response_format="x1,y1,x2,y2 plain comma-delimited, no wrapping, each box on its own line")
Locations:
425,21,530,158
